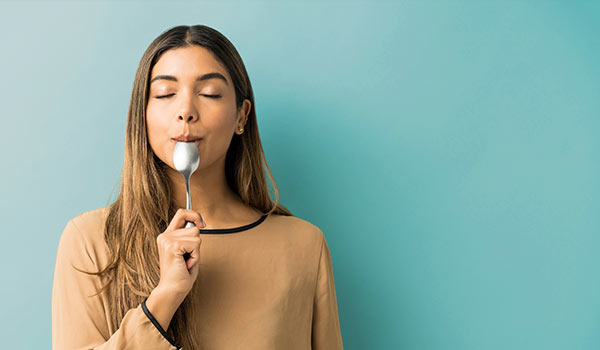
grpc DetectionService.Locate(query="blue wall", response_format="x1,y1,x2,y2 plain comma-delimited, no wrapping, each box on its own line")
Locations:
0,1,598,348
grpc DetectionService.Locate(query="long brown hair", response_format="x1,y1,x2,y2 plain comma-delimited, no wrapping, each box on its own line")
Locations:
79,24,292,349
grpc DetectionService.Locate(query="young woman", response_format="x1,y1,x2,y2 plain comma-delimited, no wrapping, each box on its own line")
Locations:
51,25,343,350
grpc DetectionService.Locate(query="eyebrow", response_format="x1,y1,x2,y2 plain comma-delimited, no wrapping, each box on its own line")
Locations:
150,72,228,86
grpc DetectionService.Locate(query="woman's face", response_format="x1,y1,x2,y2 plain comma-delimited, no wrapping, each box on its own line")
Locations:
146,45,251,172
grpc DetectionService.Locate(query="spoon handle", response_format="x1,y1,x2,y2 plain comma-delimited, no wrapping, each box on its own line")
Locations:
183,175,196,228
183,176,195,261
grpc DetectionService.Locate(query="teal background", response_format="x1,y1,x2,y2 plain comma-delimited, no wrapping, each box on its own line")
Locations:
1,1,599,348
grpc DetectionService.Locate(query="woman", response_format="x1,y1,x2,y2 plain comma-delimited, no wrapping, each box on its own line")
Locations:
51,24,343,350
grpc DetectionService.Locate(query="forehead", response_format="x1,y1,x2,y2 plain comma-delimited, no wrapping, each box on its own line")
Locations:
150,46,230,83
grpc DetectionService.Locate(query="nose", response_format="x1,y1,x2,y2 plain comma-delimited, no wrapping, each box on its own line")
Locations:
178,114,197,122
177,90,200,123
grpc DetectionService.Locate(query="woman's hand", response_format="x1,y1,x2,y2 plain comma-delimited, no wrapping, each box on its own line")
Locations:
155,208,206,301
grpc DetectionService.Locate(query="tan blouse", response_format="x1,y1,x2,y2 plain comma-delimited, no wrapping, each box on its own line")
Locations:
51,207,343,349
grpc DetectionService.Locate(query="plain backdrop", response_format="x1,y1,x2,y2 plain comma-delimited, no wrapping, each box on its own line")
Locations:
0,1,599,349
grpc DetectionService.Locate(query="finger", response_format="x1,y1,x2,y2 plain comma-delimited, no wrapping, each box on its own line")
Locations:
185,241,202,270
196,213,207,228
174,236,201,252
170,226,202,238
158,235,201,256
189,214,206,228
166,209,202,231
183,218,206,229
189,258,201,278
183,211,206,228
176,237,202,255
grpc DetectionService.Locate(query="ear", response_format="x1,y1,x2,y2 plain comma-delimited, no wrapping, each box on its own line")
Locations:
237,99,252,125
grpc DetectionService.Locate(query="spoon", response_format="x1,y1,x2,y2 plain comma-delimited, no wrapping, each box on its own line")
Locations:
173,141,200,229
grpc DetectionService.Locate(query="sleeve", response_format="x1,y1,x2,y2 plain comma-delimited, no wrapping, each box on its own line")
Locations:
51,218,180,350
311,234,344,350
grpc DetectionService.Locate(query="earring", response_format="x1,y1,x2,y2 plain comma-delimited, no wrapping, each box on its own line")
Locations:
238,126,244,133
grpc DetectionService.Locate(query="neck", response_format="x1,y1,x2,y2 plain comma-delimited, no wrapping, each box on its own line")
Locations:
166,156,240,222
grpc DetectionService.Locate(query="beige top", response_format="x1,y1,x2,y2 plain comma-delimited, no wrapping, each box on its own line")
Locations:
51,207,343,350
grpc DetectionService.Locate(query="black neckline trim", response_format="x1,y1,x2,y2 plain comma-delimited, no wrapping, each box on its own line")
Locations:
198,214,268,234
141,298,181,349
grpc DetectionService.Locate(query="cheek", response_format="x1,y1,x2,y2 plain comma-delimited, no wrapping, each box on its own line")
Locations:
209,105,238,132
146,114,158,146
146,113,170,159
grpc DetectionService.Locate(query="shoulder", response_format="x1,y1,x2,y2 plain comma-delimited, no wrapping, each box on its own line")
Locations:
65,206,110,243
69,206,109,230
266,213,325,244
57,206,111,268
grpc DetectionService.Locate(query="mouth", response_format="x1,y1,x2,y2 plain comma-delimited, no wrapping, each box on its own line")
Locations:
171,136,203,146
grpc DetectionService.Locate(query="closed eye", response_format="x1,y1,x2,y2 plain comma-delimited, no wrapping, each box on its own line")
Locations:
154,93,222,99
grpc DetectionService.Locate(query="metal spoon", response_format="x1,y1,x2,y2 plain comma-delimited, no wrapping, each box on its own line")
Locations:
173,141,200,229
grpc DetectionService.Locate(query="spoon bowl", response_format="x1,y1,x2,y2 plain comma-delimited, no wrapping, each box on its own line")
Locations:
173,141,200,178
173,141,200,230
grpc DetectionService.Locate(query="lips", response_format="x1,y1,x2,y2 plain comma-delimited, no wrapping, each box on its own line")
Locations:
171,135,203,148
172,135,202,142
